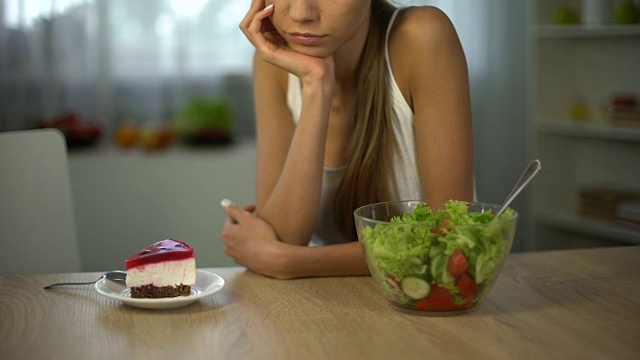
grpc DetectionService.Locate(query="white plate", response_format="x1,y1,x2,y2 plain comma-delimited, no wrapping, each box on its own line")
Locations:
95,270,225,310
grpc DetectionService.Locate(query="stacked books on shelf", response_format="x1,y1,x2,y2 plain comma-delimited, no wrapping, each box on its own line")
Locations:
611,110,640,128
617,201,640,229
579,187,640,229
606,93,640,128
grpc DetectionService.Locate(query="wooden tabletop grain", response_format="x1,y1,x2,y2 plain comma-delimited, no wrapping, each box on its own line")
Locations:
1,246,639,360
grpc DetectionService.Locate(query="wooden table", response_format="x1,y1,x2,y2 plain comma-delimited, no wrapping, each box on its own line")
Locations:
1,246,639,360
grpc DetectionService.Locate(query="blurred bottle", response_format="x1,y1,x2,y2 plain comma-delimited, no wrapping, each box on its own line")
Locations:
570,98,591,123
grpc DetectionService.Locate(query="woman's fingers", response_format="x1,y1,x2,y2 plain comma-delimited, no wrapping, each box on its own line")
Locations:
246,4,278,51
240,2,273,41
221,199,256,225
240,0,265,33
239,2,333,82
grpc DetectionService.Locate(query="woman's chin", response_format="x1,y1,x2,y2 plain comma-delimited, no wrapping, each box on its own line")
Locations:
288,45,333,59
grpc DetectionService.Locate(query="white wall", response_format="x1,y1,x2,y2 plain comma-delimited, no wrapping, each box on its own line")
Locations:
68,140,256,272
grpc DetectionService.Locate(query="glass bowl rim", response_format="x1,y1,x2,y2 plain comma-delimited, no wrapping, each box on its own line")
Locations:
353,200,518,228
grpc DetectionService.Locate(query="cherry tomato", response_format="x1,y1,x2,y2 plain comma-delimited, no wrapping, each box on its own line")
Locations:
449,249,469,276
456,273,479,300
414,299,430,311
414,285,454,311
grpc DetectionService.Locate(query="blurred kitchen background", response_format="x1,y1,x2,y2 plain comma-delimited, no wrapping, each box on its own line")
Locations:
1,0,639,271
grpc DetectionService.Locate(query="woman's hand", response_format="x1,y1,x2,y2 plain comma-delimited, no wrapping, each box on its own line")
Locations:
240,0,334,88
220,201,371,279
221,201,291,279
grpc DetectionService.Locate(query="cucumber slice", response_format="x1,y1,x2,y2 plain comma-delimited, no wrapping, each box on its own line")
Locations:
401,277,431,300
429,245,445,258
414,264,428,276
430,255,455,285
406,256,427,275
441,258,455,284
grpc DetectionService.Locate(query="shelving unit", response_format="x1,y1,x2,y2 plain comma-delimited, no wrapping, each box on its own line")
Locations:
536,118,640,142
535,24,640,38
527,0,640,251
537,210,640,245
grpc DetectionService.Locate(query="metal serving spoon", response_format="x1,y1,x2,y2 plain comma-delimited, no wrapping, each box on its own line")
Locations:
43,270,127,289
496,160,542,216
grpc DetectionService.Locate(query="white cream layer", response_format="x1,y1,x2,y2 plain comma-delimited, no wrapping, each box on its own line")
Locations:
126,258,196,288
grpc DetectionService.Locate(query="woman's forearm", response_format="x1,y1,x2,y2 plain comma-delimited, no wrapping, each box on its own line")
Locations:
258,81,335,246
274,241,370,279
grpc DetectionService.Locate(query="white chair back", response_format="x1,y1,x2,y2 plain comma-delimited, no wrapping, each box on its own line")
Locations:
0,129,81,274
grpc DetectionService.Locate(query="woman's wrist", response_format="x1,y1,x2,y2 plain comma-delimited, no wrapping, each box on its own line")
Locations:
300,58,335,97
267,242,299,280
301,76,335,99
266,242,371,280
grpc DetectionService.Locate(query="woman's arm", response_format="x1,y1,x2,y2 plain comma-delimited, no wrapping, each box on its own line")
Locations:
253,56,334,246
242,2,336,246
390,7,474,207
221,202,369,279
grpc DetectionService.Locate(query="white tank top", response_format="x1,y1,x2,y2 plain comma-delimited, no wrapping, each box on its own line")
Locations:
286,8,424,246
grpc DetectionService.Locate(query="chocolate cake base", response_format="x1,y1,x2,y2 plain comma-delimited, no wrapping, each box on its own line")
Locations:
130,284,191,299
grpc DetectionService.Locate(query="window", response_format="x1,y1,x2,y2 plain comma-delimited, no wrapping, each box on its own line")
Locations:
0,0,255,135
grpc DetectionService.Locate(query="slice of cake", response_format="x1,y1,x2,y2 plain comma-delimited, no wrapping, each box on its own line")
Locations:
125,239,196,299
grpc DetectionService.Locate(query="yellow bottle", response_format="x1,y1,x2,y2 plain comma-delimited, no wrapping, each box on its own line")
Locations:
570,99,590,123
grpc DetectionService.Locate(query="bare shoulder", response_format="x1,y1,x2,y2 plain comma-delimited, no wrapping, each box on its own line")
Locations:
388,6,467,107
390,6,461,56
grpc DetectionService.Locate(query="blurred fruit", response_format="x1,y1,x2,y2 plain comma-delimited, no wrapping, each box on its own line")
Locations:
140,122,172,151
37,111,103,148
115,123,139,149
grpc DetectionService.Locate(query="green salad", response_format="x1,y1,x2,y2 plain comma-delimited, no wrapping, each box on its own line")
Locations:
361,200,516,312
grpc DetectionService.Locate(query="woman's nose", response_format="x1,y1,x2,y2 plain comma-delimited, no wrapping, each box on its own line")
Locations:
289,0,319,23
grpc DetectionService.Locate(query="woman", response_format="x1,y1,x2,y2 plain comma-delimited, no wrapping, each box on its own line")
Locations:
221,0,473,279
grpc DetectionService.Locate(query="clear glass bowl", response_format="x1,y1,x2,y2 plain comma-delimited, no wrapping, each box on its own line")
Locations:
354,200,518,316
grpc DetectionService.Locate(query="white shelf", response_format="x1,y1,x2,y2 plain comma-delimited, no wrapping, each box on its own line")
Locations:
528,1,640,251
535,25,640,38
536,119,640,142
536,210,640,245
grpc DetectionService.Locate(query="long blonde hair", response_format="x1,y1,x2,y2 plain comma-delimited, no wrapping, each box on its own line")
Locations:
333,0,398,240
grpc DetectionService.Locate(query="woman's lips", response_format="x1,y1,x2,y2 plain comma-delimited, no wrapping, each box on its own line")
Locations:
286,32,326,46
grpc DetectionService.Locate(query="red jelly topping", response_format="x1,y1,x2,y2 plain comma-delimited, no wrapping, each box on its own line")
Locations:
125,239,194,269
